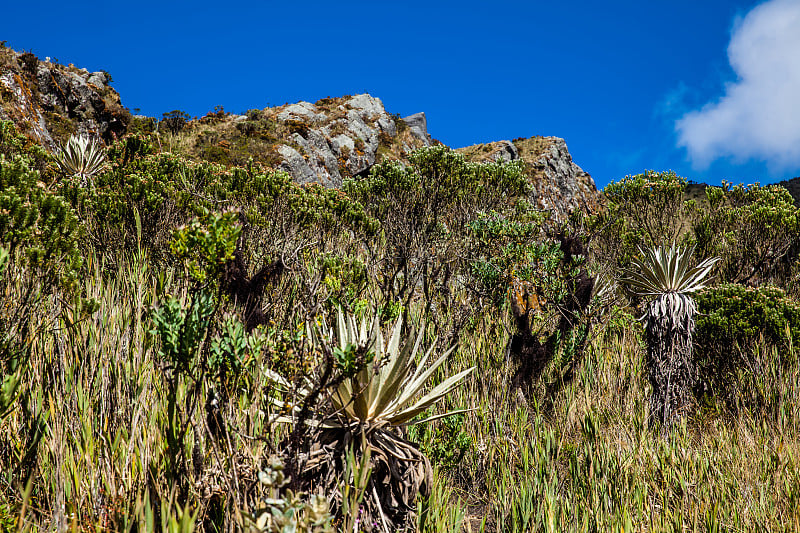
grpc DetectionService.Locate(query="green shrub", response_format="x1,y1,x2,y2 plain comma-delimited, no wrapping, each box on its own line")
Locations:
317,252,368,309
209,314,264,394
694,283,800,411
344,145,530,328
150,210,243,485
0,155,81,289
170,209,241,286
692,182,800,287
0,121,50,174
161,110,190,135
151,290,216,373
408,412,472,472
588,170,691,273
468,210,560,307
63,136,376,265
696,283,800,350
591,173,800,295
60,147,187,256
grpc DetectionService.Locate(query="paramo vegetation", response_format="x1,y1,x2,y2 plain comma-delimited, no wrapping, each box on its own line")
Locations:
2,119,800,533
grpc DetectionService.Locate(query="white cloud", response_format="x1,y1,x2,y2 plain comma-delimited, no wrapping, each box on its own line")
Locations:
676,0,800,170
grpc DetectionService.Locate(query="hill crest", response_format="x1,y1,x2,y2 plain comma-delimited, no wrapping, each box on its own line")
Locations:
0,45,601,222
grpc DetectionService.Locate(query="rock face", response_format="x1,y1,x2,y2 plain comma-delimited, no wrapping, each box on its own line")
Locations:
0,66,53,147
0,47,129,148
270,94,430,187
457,136,602,222
402,112,432,145
531,137,602,218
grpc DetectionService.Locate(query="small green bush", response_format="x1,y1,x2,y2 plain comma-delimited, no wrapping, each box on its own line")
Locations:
694,283,800,411
408,412,472,472
161,110,190,135
695,283,800,352
588,170,692,273
170,209,241,286
469,210,561,307
692,182,800,287
0,155,82,289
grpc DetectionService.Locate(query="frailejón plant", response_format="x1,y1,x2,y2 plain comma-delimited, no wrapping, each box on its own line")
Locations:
54,134,106,184
269,307,474,529
622,244,718,429
278,309,475,427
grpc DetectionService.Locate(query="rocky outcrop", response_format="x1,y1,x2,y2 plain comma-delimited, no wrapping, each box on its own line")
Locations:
0,47,129,148
457,136,602,222
0,46,599,220
181,94,431,187
402,112,432,145
270,94,431,187
530,137,601,218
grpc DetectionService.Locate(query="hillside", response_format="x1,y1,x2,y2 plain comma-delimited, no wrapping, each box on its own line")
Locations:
4,44,800,533
152,94,431,187
0,45,602,222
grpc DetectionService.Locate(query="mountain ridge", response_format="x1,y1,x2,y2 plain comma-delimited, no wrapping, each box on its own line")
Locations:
0,44,601,222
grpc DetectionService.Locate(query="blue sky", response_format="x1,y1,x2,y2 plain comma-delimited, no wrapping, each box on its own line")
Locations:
3,0,800,189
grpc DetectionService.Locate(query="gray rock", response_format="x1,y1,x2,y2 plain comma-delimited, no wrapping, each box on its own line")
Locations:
527,137,600,221
347,94,385,117
276,102,325,123
87,71,107,87
403,112,431,146
277,145,317,185
0,70,54,148
330,134,355,155
269,94,420,186
291,129,342,186
488,140,519,162
377,116,397,137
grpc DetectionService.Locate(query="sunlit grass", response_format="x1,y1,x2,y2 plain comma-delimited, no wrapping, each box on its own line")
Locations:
3,251,800,532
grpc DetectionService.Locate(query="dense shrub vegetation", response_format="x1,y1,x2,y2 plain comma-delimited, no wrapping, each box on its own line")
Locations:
2,121,800,532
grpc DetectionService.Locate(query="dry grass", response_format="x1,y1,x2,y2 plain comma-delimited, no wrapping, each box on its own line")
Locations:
3,245,800,532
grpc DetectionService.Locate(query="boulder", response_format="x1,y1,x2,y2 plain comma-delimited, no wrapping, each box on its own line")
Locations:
267,94,427,186
402,112,431,145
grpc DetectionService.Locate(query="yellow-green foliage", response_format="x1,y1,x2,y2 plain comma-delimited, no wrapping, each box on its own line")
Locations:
170,210,241,285
596,171,690,247
696,283,800,350
693,182,800,286
592,172,800,293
